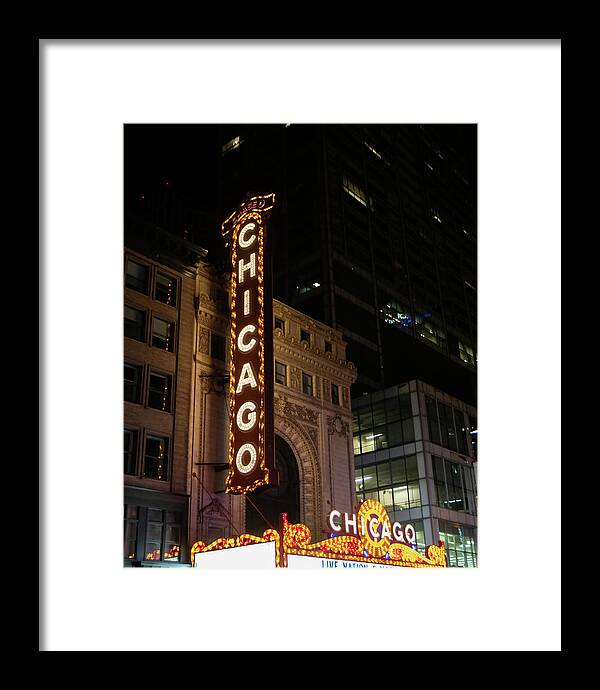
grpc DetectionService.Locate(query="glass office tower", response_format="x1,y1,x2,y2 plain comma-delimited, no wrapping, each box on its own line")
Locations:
214,124,477,405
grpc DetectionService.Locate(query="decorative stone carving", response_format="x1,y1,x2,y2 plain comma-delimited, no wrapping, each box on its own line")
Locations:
274,415,322,536
289,366,301,390
198,327,210,354
323,379,331,402
199,370,227,395
327,415,350,437
274,394,318,426
305,425,319,446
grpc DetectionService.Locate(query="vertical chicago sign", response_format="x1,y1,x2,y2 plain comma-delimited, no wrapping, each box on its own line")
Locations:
221,193,278,494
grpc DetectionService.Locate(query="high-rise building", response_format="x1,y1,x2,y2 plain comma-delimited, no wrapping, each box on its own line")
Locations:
213,124,477,405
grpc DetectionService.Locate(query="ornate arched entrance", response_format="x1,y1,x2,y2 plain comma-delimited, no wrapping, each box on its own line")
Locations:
245,435,301,535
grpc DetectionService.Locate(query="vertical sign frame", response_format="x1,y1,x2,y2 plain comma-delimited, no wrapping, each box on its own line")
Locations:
222,193,278,494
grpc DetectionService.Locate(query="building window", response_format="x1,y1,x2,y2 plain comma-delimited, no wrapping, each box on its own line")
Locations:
210,333,226,362
454,409,469,455
154,272,178,307
124,305,146,342
352,388,415,455
432,455,477,516
343,175,368,208
438,519,477,567
143,435,169,481
147,371,172,412
275,317,285,333
222,136,242,156
438,403,457,451
275,361,287,386
468,416,478,458
416,318,446,351
125,259,149,294
124,363,143,404
300,329,311,345
151,317,175,352
426,397,441,445
364,141,383,160
459,341,475,366
125,506,183,563
124,505,138,560
381,299,413,330
331,383,340,405
355,455,421,515
324,340,332,353
124,429,138,476
302,372,313,397
144,509,182,562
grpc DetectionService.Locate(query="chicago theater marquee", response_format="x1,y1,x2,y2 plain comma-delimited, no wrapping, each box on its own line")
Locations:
189,196,357,548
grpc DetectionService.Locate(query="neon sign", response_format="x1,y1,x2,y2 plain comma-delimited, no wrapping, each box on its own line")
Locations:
328,499,416,556
221,194,278,494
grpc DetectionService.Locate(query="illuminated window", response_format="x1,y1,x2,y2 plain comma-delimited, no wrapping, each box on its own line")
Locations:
210,333,226,362
364,141,383,160
125,506,183,564
124,363,143,404
342,175,369,208
124,429,138,476
354,455,421,514
459,341,475,365
144,509,182,562
331,383,340,405
352,390,414,455
124,305,146,342
151,317,175,352
380,300,413,329
143,435,169,481
147,371,172,412
154,272,178,307
125,258,149,294
416,318,446,351
302,372,313,397
275,361,287,385
438,519,477,567
222,136,243,156
431,209,442,224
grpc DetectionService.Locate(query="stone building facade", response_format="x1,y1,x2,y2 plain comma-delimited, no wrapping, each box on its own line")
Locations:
123,220,207,566
190,265,357,547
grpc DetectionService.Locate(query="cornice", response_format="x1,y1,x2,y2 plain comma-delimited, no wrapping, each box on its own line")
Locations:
274,332,357,384
273,301,345,344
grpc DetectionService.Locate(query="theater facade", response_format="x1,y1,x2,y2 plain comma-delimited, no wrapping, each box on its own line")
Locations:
191,262,358,548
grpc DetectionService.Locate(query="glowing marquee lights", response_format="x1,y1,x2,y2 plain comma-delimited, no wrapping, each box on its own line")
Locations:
328,499,416,557
221,193,278,494
191,500,447,568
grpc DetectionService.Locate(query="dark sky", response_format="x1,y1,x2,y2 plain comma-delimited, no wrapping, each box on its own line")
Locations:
124,124,220,202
